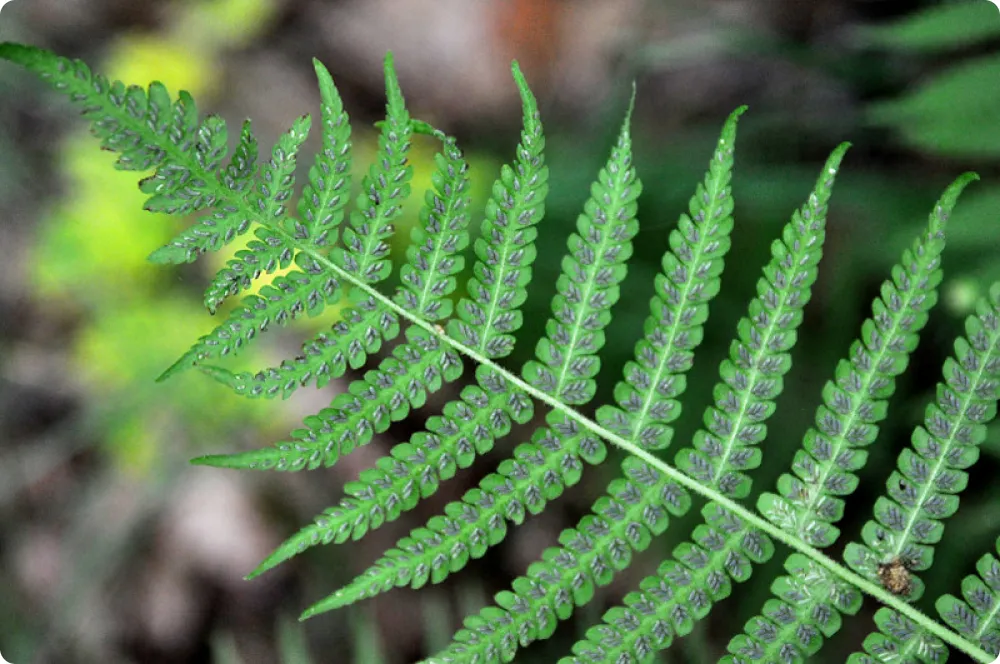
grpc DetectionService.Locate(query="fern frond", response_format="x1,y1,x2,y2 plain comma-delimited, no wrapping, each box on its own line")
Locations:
450,61,548,359
557,141,849,664
936,535,1000,656
720,173,978,663
9,40,1000,664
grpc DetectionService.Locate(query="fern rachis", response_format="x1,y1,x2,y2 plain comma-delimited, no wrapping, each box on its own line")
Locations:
4,41,1000,663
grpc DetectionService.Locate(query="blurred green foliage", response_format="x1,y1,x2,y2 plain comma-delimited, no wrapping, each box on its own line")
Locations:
860,0,1000,298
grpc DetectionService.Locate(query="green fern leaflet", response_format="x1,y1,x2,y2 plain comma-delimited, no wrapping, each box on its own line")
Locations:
4,41,1000,663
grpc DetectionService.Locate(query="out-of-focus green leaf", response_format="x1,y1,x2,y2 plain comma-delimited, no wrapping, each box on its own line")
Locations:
277,614,315,664
868,54,1000,157
858,2,1000,52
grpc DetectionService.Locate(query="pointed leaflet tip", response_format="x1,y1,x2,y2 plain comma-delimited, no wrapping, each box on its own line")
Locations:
312,57,335,101
825,141,853,174
717,105,748,148
156,349,198,382
246,531,312,579
510,60,539,134
928,171,979,233
382,50,405,113
299,590,351,621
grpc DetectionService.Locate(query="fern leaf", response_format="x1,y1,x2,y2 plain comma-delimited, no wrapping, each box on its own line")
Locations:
936,535,1000,656
333,52,411,286
561,503,775,663
450,61,548,359
844,282,1000,600
294,94,644,612
295,58,352,249
158,252,341,380
520,90,641,405
11,41,1000,664
724,173,978,664
199,299,400,399
552,141,847,664
393,132,472,321
596,104,744,451
244,364,534,576
843,281,1000,661
192,324,462,469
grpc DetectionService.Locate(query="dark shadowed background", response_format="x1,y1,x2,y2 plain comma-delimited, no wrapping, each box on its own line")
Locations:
1,0,999,662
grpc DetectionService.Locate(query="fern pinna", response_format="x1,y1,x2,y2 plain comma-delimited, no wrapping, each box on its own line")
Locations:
4,41,1000,663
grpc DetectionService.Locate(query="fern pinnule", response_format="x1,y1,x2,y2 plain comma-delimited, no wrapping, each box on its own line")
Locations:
936,532,1000,656
334,52,411,286
296,58,353,250
393,131,472,321
193,323,464,471
557,141,849,664
596,104,744,452
849,606,950,663
449,61,547,360
520,90,641,405
245,363,533,579
198,298,400,399
203,225,294,314
722,173,977,663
